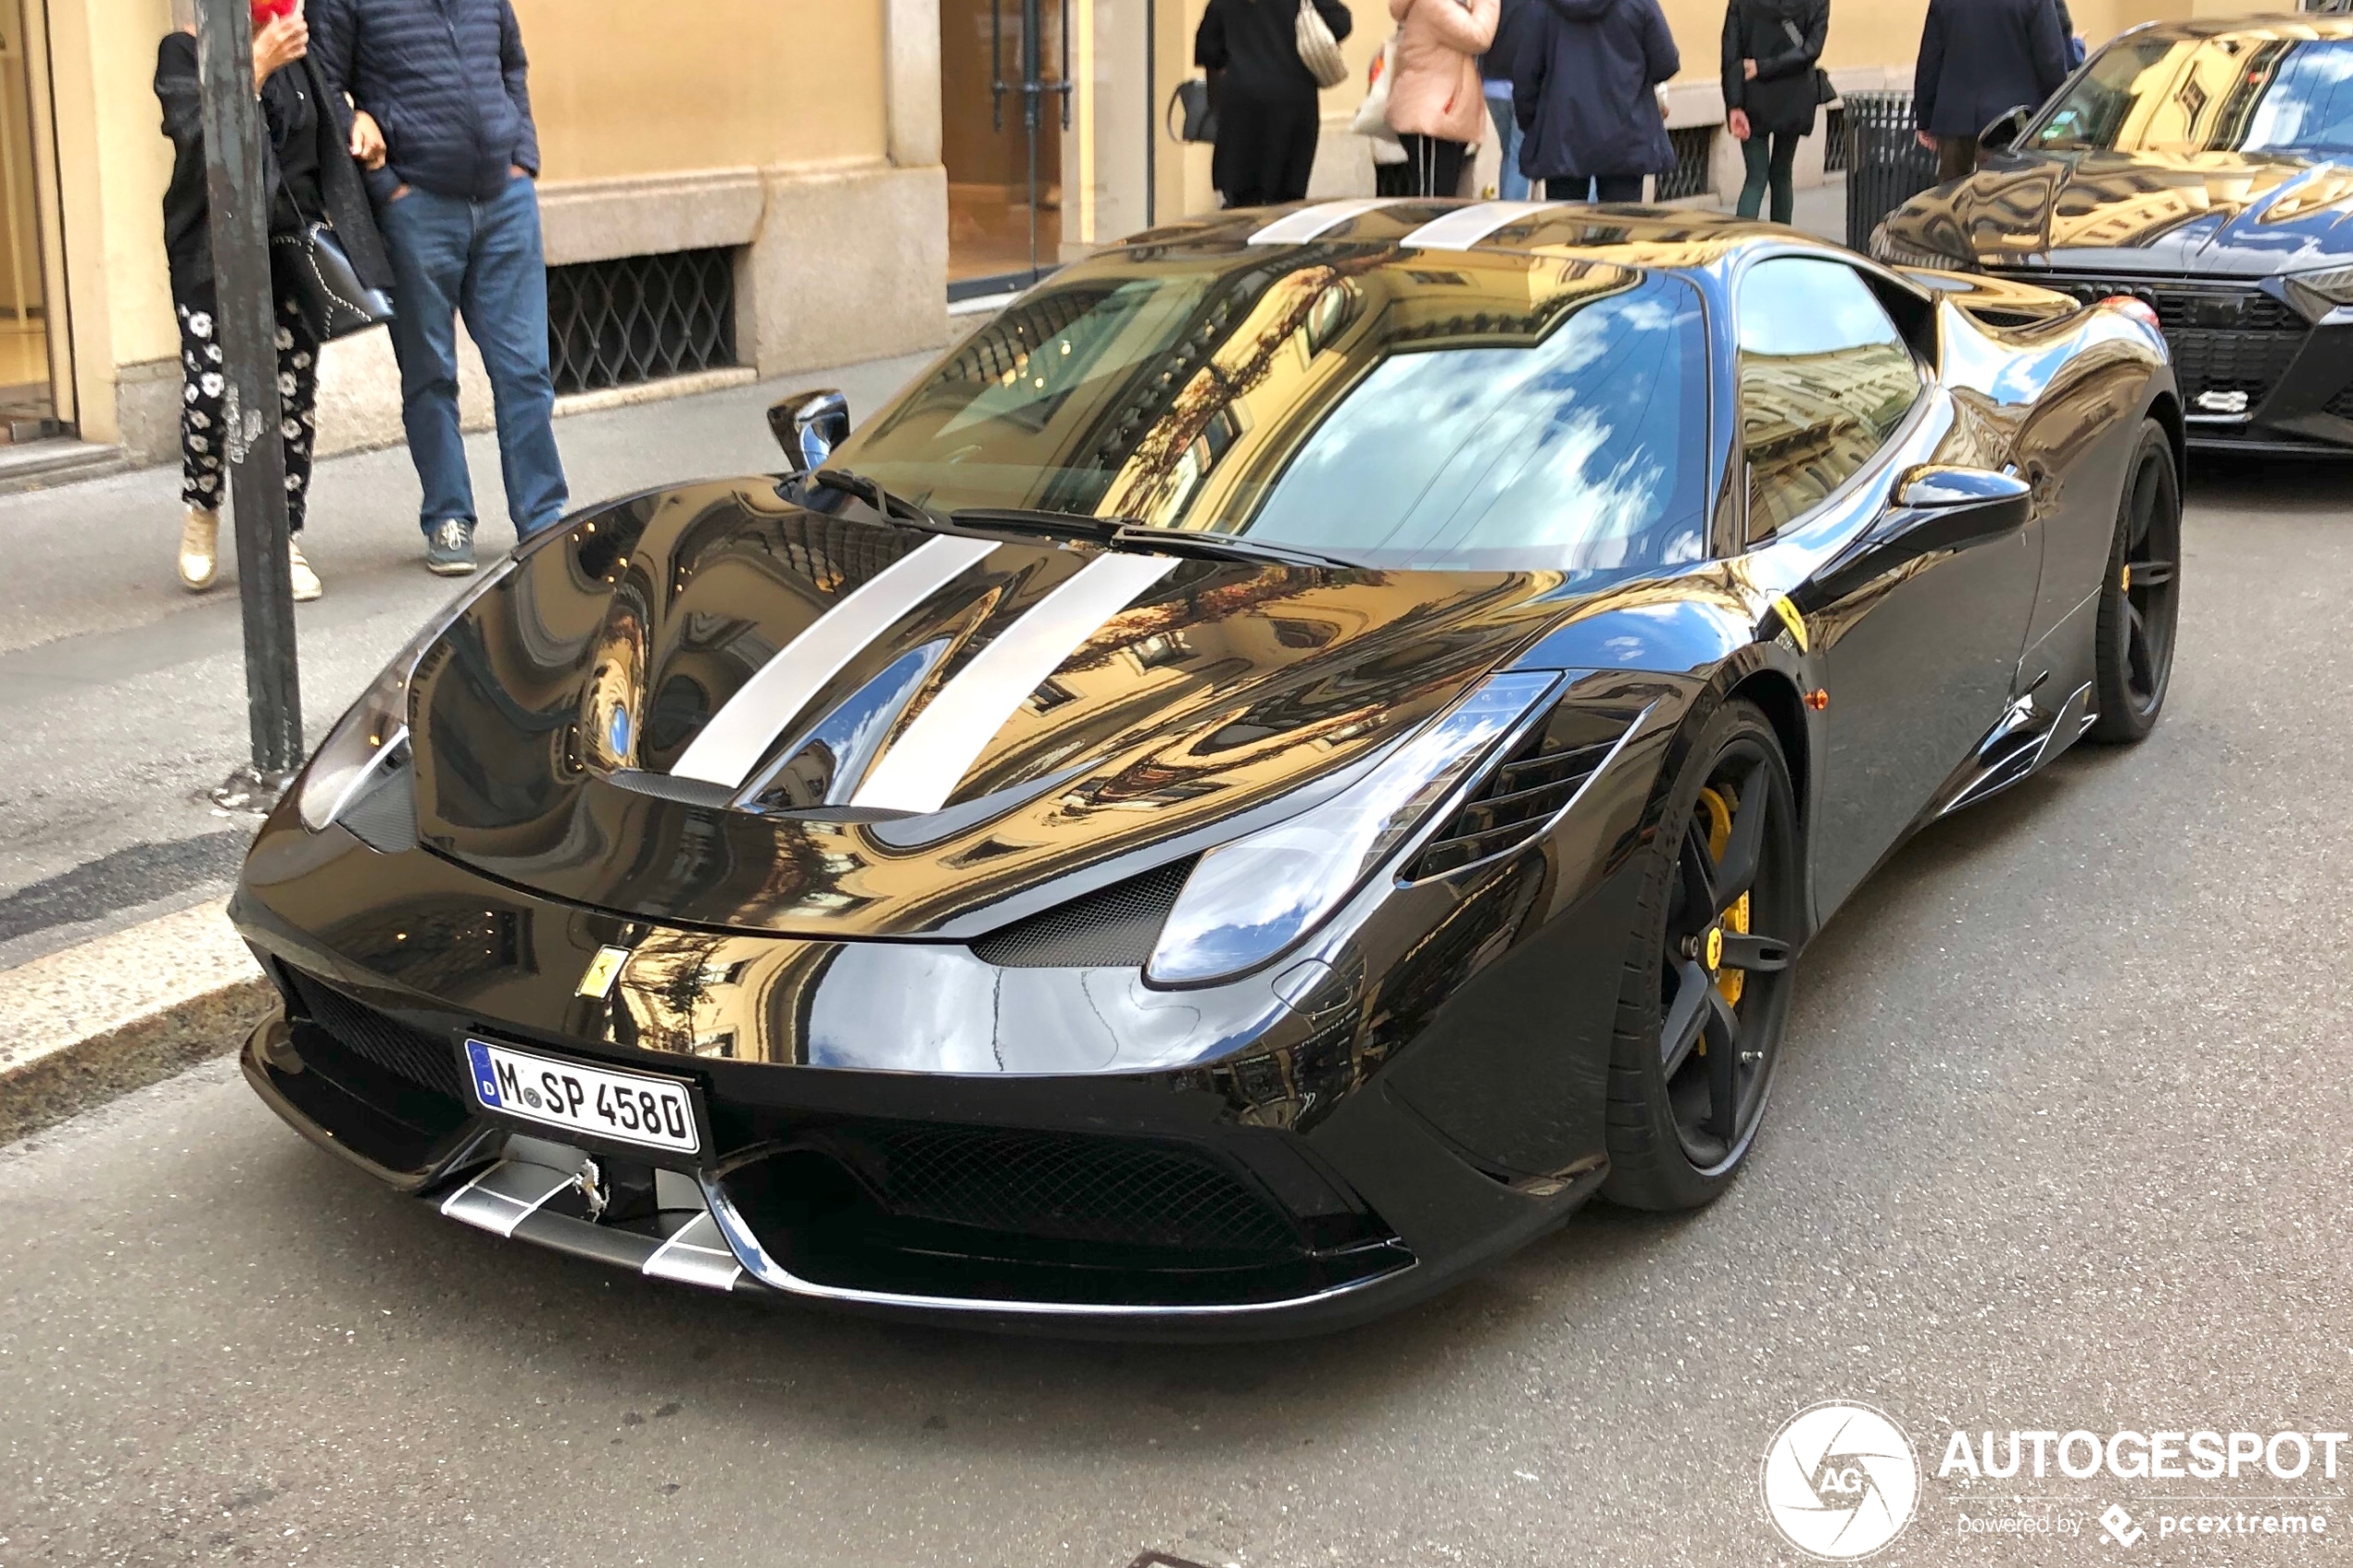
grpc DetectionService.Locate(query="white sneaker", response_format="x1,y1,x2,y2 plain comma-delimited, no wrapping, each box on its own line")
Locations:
288,536,322,602
178,507,219,592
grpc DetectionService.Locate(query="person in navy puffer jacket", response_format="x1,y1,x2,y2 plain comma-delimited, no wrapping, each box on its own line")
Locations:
311,0,568,577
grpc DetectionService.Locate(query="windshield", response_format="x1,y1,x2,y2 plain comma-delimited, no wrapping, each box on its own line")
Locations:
2032,31,2353,157
829,253,1711,582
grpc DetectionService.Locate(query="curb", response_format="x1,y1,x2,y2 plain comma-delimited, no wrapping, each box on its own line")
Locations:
0,898,271,1146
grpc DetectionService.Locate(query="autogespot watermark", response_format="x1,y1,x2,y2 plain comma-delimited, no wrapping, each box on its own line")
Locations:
1763,1407,2347,1555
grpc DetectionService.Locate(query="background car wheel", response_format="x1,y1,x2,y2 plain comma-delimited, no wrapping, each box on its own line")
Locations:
1601,697,1801,1211
2089,419,2182,744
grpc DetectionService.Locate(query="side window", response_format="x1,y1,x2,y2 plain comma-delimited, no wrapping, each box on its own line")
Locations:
1736,258,1928,542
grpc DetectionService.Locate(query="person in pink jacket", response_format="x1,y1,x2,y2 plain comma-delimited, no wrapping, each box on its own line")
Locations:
1384,0,1502,196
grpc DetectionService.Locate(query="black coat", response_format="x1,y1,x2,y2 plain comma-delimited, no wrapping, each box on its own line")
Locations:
1478,0,1540,83
1512,0,1680,182
1722,0,1827,138
1913,0,2067,140
309,0,541,202
1196,0,1353,204
155,32,394,305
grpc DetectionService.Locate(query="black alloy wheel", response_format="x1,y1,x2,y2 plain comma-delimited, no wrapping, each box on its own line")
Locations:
1603,698,1802,1210
2090,420,2182,744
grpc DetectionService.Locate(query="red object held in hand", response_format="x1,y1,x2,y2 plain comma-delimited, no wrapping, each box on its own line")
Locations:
249,0,298,26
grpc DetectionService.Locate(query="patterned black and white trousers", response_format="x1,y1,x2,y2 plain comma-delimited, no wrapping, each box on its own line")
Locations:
176,288,321,532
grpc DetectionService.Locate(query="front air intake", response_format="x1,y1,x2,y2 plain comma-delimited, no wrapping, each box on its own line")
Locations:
967,857,1195,969
1406,711,1630,880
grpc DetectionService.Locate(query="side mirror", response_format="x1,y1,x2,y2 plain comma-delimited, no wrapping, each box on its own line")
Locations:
1797,466,2032,611
1979,105,2033,153
768,389,849,474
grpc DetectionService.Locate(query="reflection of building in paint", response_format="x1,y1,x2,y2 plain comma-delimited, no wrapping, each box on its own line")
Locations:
1740,344,1925,536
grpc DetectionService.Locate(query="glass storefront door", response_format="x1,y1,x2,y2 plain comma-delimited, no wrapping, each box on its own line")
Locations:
940,0,1070,300
0,0,55,437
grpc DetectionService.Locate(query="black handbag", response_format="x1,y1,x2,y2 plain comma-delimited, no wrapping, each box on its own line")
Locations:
1166,77,1217,144
272,206,395,344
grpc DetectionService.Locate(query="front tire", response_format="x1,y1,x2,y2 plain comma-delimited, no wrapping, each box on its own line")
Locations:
2089,420,2182,744
1601,697,1802,1211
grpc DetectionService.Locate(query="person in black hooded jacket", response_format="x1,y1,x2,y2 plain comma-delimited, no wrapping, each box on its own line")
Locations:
1195,0,1355,207
1513,0,1680,202
1722,0,1828,224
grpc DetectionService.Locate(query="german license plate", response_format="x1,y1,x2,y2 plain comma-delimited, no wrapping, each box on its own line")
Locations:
460,1037,700,1156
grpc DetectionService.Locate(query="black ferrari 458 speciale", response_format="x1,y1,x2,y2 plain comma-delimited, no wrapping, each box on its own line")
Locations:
1876,15,2353,454
233,201,2182,1335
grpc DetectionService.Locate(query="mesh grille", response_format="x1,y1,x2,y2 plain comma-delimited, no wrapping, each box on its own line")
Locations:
2028,277,2309,412
967,859,1194,969
285,970,467,1102
1659,126,1718,201
859,1124,1301,1254
2329,383,2353,421
547,248,737,396
1407,728,1619,880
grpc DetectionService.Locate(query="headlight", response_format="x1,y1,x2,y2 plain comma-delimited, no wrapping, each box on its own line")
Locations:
297,559,517,831
2288,265,2353,311
1144,671,1562,985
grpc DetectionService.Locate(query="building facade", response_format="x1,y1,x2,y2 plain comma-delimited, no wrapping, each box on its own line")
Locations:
0,0,2279,474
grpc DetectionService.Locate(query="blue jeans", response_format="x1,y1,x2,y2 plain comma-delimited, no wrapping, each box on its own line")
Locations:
378,175,568,538
1484,89,1529,201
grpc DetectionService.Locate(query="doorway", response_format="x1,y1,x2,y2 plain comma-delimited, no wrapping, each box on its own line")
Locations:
940,0,1068,299
0,0,57,438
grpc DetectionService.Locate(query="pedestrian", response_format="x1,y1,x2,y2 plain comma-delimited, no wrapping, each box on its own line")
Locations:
156,0,390,601
1384,0,1501,199
1513,0,1681,203
1722,0,1829,225
310,0,567,576
1480,0,1539,200
1194,0,1356,208
1912,0,2068,182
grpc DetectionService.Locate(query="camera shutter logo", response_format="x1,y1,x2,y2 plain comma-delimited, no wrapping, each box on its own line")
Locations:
1761,1401,1920,1560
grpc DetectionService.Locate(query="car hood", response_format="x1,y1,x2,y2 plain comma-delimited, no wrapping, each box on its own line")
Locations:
405,479,1579,937
1881,149,2353,277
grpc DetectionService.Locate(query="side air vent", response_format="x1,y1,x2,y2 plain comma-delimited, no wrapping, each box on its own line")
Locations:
968,858,1196,969
1405,710,1632,880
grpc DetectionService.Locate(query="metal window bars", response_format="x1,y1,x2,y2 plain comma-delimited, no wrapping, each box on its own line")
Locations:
546,247,738,397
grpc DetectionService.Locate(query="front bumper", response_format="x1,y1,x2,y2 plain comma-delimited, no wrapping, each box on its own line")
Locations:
231,798,1635,1336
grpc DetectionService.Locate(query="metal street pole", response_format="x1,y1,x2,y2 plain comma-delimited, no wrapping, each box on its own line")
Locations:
194,0,302,809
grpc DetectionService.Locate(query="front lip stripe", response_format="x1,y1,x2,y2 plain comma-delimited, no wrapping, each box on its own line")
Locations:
850,551,1180,814
1247,198,1402,245
669,533,1000,787
1398,201,1562,252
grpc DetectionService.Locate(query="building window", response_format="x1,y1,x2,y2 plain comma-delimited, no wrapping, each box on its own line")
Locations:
546,247,738,396
1823,107,1850,173
1659,126,1717,202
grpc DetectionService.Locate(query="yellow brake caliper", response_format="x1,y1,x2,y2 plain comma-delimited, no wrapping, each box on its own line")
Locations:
1695,785,1748,1010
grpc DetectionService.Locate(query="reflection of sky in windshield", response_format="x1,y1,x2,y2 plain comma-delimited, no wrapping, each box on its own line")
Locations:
1241,277,1707,577
2246,42,2353,154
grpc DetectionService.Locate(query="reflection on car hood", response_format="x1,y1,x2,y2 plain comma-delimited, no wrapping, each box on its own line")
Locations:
405,479,1578,936
1881,149,2353,276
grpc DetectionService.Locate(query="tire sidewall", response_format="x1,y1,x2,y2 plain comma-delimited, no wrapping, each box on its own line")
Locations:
2090,419,2180,744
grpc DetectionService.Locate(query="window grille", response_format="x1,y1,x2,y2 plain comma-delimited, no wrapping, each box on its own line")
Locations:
1659,126,1718,202
1823,107,1850,173
546,247,738,396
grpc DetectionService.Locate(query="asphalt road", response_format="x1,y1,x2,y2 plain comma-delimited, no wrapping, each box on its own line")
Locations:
1,455,2347,1567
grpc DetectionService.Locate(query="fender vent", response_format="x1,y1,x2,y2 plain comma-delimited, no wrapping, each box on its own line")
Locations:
1406,712,1630,880
967,858,1195,969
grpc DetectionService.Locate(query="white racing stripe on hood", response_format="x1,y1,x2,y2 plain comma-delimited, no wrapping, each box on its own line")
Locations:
670,534,1000,787
1247,198,1402,245
850,552,1180,815
1398,201,1562,251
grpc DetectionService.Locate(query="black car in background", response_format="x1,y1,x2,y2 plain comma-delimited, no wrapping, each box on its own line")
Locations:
1876,17,2353,453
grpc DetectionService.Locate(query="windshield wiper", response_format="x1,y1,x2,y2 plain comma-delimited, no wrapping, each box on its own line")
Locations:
808,468,953,533
948,506,1355,570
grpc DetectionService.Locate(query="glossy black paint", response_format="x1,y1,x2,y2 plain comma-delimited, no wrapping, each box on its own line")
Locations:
232,202,2175,1334
1874,18,2353,451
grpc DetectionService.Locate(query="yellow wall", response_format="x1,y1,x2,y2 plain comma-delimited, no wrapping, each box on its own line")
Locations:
521,0,889,181
86,0,174,371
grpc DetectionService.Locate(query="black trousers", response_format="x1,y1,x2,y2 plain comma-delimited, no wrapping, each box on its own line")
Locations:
174,285,320,532
1397,133,1471,199
1936,132,1981,182
1544,174,1645,202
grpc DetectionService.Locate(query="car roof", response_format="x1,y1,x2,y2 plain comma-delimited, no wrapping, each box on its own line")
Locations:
1108,199,1813,274
2118,14,2353,44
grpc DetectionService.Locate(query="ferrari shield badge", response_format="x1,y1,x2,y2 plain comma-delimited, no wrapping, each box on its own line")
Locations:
576,945,632,998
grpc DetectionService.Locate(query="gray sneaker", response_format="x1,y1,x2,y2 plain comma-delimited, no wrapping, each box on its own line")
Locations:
424,518,476,576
